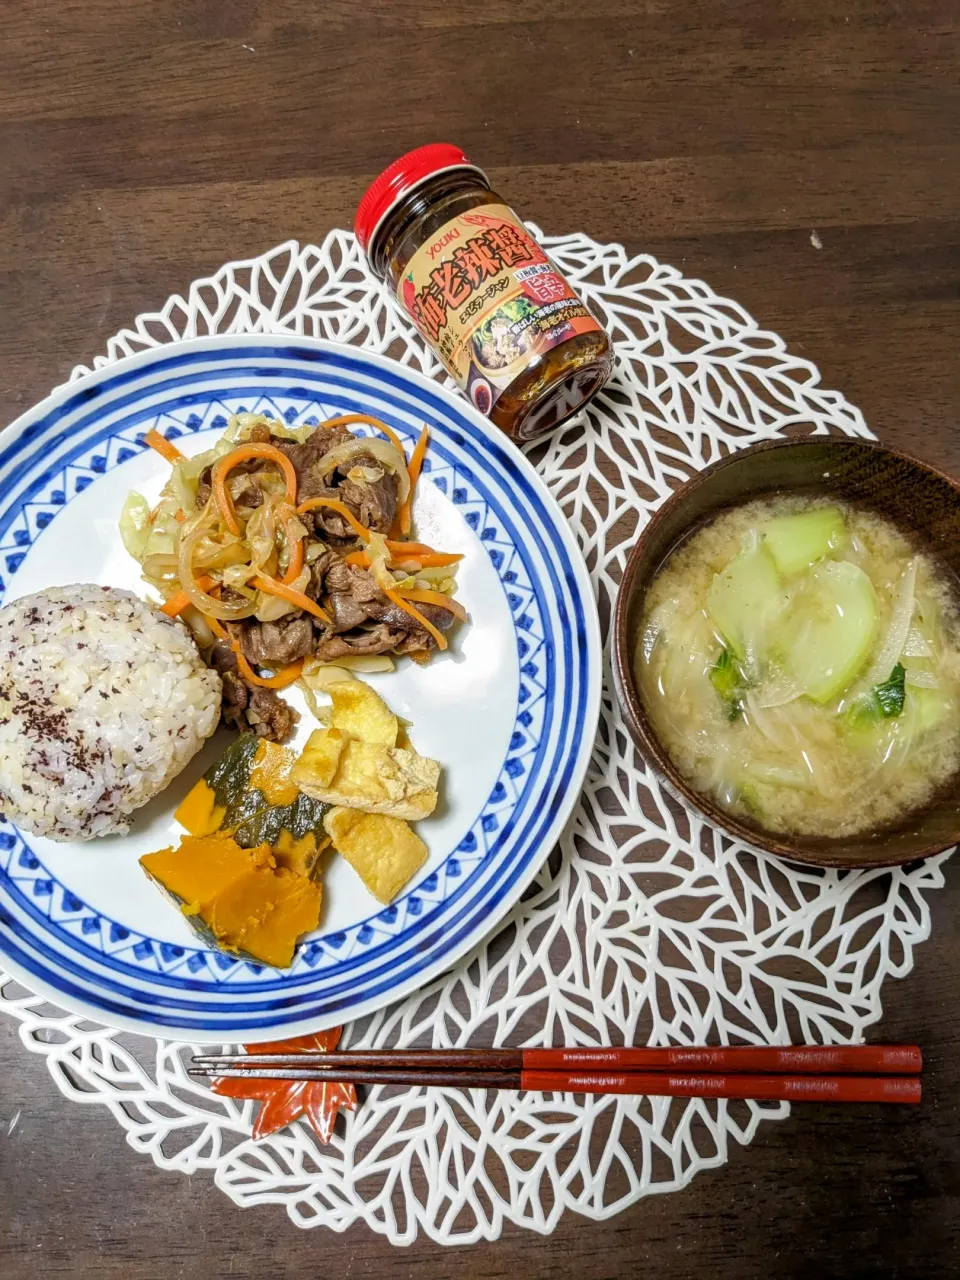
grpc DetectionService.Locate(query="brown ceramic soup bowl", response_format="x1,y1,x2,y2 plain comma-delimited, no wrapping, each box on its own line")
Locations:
612,437,960,869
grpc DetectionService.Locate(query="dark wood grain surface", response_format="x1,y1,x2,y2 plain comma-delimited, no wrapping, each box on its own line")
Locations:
2,2,959,1276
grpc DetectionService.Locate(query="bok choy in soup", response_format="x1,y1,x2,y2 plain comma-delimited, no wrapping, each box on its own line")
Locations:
636,497,960,838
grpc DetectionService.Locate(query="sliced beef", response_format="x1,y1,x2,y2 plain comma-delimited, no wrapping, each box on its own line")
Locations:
323,556,373,596
275,430,399,535
393,630,435,655
366,598,455,634
306,548,342,600
233,477,263,511
310,549,456,648
272,424,352,478
209,639,249,731
300,483,355,541
320,559,384,635
312,623,435,661
312,623,408,661
195,461,265,512
337,461,399,533
206,637,299,742
309,554,379,630
246,687,299,741
233,616,314,667
329,593,378,633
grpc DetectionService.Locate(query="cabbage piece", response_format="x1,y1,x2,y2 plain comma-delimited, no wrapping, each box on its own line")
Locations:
140,504,181,562
119,491,153,562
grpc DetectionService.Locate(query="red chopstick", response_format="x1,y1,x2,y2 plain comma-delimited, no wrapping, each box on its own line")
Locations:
194,1043,922,1075
190,1043,923,1104
191,1065,920,1104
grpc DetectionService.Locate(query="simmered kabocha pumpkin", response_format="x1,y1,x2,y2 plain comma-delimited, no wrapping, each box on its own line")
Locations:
175,735,330,877
141,833,321,969
145,736,330,967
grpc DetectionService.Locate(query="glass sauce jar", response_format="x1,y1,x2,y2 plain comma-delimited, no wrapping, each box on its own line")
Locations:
355,143,614,442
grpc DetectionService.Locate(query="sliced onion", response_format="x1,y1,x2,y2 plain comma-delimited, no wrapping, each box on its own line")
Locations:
756,679,803,709
905,668,939,689
902,623,934,658
347,465,385,485
180,605,215,650
336,654,396,673
176,525,256,620
192,538,250,571
640,600,677,664
301,664,357,692
141,552,181,582
860,557,917,688
366,531,396,593
316,437,411,505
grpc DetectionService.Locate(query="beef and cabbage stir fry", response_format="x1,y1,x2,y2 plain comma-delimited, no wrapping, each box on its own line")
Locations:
120,412,467,741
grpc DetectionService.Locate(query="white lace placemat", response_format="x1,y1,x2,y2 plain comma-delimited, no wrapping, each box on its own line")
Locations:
0,232,949,1245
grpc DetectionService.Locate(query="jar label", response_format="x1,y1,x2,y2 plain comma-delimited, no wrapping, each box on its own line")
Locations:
396,203,605,417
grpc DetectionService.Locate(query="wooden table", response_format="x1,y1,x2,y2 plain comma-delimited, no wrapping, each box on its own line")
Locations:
2,2,958,1275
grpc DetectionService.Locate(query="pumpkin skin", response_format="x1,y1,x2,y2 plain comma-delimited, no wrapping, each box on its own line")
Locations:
175,735,329,871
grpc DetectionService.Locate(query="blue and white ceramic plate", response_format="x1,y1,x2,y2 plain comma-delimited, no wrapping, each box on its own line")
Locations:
0,337,601,1042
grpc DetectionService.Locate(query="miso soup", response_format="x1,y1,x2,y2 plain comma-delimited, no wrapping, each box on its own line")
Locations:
636,496,960,838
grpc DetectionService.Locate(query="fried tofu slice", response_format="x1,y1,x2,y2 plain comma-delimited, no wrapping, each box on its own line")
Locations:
291,731,439,820
327,680,398,747
324,807,428,903
294,726,346,788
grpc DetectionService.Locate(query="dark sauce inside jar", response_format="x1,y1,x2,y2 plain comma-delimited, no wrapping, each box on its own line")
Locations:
356,146,613,442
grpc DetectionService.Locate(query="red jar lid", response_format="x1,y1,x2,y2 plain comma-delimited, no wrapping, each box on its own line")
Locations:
354,143,486,256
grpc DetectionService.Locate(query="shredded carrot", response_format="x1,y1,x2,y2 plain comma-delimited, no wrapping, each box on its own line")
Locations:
383,586,448,650
278,504,305,585
144,429,184,465
205,616,228,640
385,539,434,555
174,509,186,524
397,551,463,568
397,587,468,622
397,425,429,536
296,497,372,543
253,574,331,625
235,649,305,689
346,548,462,570
213,444,299,536
160,576,214,618
322,413,407,458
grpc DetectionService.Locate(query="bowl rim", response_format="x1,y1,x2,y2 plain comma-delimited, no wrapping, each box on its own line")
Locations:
612,435,960,870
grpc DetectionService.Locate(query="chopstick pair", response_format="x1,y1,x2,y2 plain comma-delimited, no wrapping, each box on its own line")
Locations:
190,1043,923,1104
